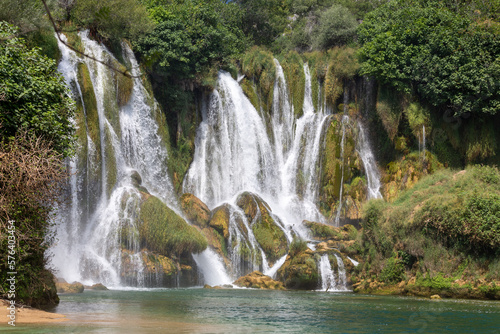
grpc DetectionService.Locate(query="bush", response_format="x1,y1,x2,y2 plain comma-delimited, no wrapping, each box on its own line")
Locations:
0,22,75,156
312,4,357,50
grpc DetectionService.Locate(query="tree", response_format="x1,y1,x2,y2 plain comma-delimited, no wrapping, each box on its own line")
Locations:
358,0,500,116
135,0,246,82
0,22,75,156
312,4,357,50
235,0,290,46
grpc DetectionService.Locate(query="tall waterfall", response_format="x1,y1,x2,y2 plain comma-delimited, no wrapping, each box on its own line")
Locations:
51,32,178,287
184,63,329,229
52,34,384,287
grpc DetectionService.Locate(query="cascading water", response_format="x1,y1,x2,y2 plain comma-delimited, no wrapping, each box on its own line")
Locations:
357,122,383,199
183,62,334,281
53,33,384,288
51,32,178,287
334,115,349,225
318,254,348,291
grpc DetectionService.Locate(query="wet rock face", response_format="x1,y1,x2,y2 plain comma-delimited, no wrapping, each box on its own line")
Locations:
209,204,231,239
277,249,319,290
236,192,289,265
233,271,285,290
180,193,211,228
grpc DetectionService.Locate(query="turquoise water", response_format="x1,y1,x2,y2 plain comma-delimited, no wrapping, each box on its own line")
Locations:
3,289,500,333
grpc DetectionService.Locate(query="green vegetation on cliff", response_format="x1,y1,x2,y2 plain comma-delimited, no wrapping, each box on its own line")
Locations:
354,166,500,299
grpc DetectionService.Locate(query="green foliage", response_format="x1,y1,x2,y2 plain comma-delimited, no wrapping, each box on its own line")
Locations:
71,0,154,41
358,166,500,291
417,169,500,255
0,0,53,34
0,22,75,156
139,196,208,256
136,0,245,82
236,0,289,47
312,4,357,50
380,254,405,283
358,1,500,116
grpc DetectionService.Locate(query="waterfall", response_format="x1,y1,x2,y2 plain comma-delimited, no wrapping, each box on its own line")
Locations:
318,254,348,291
334,115,349,225
51,32,178,287
53,34,384,287
357,122,383,199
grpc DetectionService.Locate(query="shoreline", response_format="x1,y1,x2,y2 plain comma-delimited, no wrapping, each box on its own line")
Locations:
0,299,67,325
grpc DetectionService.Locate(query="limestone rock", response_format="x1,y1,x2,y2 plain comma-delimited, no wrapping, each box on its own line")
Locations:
209,204,231,238
236,192,288,265
180,193,210,228
56,281,84,294
233,271,285,290
430,294,441,299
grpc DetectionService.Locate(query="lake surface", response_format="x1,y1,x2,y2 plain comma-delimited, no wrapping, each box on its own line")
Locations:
6,289,500,333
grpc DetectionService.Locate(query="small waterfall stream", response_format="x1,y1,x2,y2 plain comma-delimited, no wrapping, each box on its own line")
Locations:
318,254,348,291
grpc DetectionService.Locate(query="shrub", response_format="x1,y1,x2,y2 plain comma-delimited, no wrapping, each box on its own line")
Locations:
312,4,357,50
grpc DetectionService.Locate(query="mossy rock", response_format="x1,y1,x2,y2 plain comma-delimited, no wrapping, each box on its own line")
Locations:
139,196,208,256
209,204,231,239
180,193,210,228
277,250,319,290
233,271,285,290
201,227,229,267
304,221,342,241
56,281,84,294
236,192,289,264
319,115,363,220
116,63,134,107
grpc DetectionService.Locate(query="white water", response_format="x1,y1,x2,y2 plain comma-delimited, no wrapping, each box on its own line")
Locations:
52,32,178,287
357,122,383,199
318,254,348,291
193,249,233,286
183,63,332,280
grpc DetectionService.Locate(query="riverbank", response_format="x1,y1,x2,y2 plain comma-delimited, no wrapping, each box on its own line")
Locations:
0,299,67,325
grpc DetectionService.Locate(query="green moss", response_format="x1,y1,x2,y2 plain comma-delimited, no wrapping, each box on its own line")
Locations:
324,47,359,108
236,192,288,264
209,204,230,239
180,193,210,228
375,85,405,141
277,248,319,290
77,63,100,152
241,78,261,111
240,46,276,114
403,102,432,140
304,221,342,240
104,125,117,197
139,196,208,256
278,51,305,118
63,31,84,54
116,63,134,108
